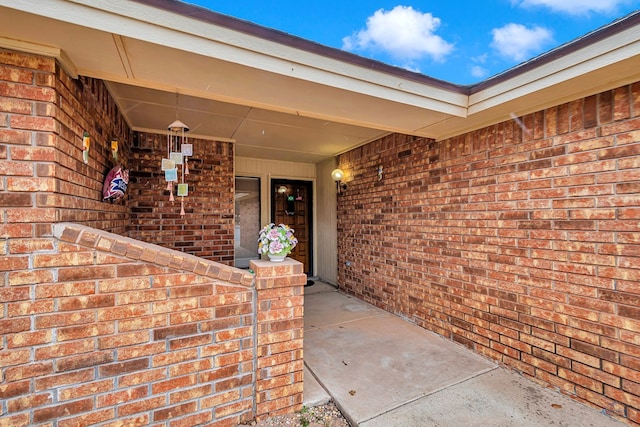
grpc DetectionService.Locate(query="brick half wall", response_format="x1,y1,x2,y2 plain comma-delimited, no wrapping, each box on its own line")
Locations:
0,223,305,427
337,82,640,425
253,259,306,420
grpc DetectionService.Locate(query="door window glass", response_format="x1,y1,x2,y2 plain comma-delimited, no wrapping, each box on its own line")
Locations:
235,177,260,268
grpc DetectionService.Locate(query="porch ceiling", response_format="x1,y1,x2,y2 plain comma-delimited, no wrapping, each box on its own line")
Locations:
1,0,639,164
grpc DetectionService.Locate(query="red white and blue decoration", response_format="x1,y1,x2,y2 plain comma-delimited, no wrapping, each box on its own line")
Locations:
102,165,129,202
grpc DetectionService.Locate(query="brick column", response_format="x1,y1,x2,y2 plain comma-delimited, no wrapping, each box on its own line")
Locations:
251,258,306,420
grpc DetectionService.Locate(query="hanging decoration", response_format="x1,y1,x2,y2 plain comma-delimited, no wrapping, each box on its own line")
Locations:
82,132,90,164
111,140,119,162
164,118,190,216
102,164,129,202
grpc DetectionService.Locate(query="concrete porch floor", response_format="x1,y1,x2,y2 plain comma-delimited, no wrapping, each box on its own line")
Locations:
302,281,625,427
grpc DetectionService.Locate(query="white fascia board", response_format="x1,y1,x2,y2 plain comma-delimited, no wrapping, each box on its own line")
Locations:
468,27,640,115
3,0,467,117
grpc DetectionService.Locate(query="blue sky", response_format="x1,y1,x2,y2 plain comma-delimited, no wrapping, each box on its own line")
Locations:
187,0,639,85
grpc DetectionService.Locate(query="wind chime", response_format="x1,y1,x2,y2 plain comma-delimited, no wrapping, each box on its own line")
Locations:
162,118,192,217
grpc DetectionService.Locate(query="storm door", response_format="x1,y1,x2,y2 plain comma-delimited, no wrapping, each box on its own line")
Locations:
234,177,260,269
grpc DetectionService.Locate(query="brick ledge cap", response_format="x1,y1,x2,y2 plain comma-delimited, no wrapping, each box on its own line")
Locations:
53,222,254,286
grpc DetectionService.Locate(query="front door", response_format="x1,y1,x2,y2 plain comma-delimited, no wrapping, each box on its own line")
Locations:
271,179,312,274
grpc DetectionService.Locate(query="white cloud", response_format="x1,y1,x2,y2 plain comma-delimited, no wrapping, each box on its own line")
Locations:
473,54,489,64
470,65,489,78
491,23,554,62
342,5,454,63
515,0,629,14
469,54,489,79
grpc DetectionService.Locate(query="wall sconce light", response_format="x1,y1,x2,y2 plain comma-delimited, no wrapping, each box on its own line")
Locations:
331,168,347,194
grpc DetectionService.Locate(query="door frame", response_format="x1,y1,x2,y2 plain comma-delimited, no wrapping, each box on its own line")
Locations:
270,178,314,275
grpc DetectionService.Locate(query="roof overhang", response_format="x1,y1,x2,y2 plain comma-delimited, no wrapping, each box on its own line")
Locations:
0,0,638,162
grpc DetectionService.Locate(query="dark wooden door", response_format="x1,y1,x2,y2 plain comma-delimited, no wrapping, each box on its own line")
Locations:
271,180,312,274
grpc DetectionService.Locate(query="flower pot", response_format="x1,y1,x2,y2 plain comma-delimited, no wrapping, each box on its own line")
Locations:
268,253,287,262
259,223,298,262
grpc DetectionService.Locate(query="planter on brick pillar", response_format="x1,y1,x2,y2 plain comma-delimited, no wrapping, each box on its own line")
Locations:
251,258,306,420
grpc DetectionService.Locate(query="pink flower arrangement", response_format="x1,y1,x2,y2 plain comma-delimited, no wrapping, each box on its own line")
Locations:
258,223,298,256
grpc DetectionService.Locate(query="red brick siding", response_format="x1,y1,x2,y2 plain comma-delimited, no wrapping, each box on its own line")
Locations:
127,131,235,265
0,48,131,239
337,82,640,425
53,72,132,233
1,47,236,263
1,223,305,426
253,260,306,420
1,48,306,425
1,223,256,426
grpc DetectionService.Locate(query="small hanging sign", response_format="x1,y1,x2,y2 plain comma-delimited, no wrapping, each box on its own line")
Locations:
165,168,178,182
181,144,193,156
170,152,183,165
161,158,175,171
177,183,188,197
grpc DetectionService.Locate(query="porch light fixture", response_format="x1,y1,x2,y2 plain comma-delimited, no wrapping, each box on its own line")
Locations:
331,168,347,194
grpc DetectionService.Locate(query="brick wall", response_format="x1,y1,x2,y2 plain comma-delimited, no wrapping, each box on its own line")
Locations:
0,223,305,426
254,260,306,419
1,48,306,425
337,82,640,425
0,47,235,263
0,48,132,240
127,131,235,265
53,69,132,233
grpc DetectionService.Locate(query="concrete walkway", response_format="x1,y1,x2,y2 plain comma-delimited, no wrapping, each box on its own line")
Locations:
302,282,625,427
